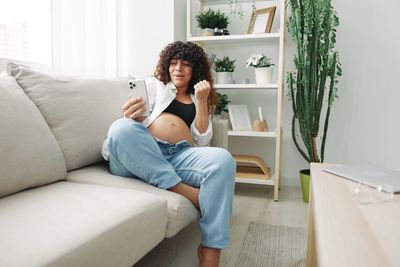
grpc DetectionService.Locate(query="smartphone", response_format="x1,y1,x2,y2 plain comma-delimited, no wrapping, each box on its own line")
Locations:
128,79,150,116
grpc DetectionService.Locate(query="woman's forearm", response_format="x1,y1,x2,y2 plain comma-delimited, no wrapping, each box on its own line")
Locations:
195,100,209,134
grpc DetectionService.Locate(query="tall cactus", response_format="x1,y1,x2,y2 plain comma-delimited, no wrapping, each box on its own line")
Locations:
286,0,342,163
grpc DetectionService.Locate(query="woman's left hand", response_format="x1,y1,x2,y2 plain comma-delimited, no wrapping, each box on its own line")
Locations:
194,80,211,103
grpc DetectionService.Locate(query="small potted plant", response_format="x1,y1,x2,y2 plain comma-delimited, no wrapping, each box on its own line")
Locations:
212,92,231,148
214,56,236,84
215,92,230,116
246,54,274,84
196,9,229,36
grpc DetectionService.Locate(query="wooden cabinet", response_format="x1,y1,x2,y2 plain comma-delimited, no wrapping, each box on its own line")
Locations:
187,0,285,201
308,163,400,266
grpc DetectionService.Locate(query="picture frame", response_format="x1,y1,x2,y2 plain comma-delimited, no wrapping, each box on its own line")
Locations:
228,104,252,131
247,7,276,34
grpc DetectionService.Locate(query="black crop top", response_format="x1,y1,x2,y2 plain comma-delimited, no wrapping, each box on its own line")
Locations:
163,99,196,127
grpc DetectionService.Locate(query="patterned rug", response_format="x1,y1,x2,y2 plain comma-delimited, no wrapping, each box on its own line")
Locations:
235,222,307,267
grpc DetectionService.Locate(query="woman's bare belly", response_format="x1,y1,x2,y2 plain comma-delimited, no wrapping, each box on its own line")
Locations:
148,113,194,145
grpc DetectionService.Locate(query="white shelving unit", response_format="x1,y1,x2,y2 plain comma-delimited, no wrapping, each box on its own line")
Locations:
228,130,276,138
214,83,278,89
187,0,285,201
188,33,280,44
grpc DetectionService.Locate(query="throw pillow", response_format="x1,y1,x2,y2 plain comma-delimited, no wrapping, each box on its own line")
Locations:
0,75,66,197
7,62,128,171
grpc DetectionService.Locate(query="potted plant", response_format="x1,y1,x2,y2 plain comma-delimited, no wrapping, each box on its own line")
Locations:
246,54,274,84
214,56,236,84
212,92,231,149
215,92,230,116
196,9,229,36
286,0,342,202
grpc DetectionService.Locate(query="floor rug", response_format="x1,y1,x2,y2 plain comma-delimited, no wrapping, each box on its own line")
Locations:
235,222,307,267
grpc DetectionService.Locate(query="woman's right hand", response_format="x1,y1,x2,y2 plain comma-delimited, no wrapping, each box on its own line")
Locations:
121,97,147,122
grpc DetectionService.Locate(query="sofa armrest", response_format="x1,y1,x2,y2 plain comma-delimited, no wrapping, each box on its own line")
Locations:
210,118,229,150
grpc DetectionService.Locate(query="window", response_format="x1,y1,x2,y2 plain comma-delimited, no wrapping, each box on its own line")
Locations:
0,0,51,64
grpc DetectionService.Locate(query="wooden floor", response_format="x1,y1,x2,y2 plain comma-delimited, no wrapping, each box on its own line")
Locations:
135,184,308,267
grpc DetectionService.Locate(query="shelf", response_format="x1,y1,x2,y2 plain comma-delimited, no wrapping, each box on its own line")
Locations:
228,130,276,137
215,83,278,89
188,33,280,45
235,175,275,186
200,0,279,6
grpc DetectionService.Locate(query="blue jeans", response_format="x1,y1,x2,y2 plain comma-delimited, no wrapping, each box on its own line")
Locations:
107,118,236,249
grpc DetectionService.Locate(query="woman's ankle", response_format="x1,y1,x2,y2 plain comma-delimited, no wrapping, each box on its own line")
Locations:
199,246,220,267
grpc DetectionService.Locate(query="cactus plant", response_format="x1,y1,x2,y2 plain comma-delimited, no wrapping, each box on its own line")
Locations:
286,0,342,163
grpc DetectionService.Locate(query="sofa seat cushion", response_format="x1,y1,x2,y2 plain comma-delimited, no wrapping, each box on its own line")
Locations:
0,181,167,267
67,163,199,238
7,62,128,171
0,74,66,198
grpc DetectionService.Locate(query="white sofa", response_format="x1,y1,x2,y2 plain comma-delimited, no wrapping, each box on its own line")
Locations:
0,62,228,267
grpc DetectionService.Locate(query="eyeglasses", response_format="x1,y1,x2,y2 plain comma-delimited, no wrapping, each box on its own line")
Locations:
353,182,394,204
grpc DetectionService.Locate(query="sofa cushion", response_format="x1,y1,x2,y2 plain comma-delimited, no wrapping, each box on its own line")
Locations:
67,163,200,238
0,181,167,267
0,75,66,197
7,62,128,171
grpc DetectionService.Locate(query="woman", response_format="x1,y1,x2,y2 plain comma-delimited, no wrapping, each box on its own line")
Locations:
101,41,235,267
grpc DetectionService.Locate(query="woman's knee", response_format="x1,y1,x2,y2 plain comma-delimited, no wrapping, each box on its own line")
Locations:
108,118,146,141
210,148,236,176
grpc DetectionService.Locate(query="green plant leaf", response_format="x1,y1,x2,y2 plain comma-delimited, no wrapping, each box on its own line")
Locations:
196,9,229,29
214,56,236,72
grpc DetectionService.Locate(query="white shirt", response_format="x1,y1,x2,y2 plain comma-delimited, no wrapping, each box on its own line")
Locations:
101,77,213,160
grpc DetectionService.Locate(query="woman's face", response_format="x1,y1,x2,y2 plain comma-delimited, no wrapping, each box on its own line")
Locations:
169,59,192,90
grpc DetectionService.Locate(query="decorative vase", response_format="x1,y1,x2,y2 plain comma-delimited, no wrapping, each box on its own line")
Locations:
214,113,229,120
252,119,268,132
254,67,273,84
202,28,214,36
216,72,234,84
299,169,310,203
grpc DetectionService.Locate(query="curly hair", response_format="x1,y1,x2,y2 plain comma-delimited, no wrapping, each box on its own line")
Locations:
154,41,216,116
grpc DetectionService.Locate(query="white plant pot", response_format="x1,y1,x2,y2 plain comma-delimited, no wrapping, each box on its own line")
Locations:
254,67,273,84
202,28,214,36
216,72,234,84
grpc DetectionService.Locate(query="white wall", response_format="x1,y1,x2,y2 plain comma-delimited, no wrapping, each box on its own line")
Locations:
281,0,400,185
118,0,186,79
325,0,400,170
